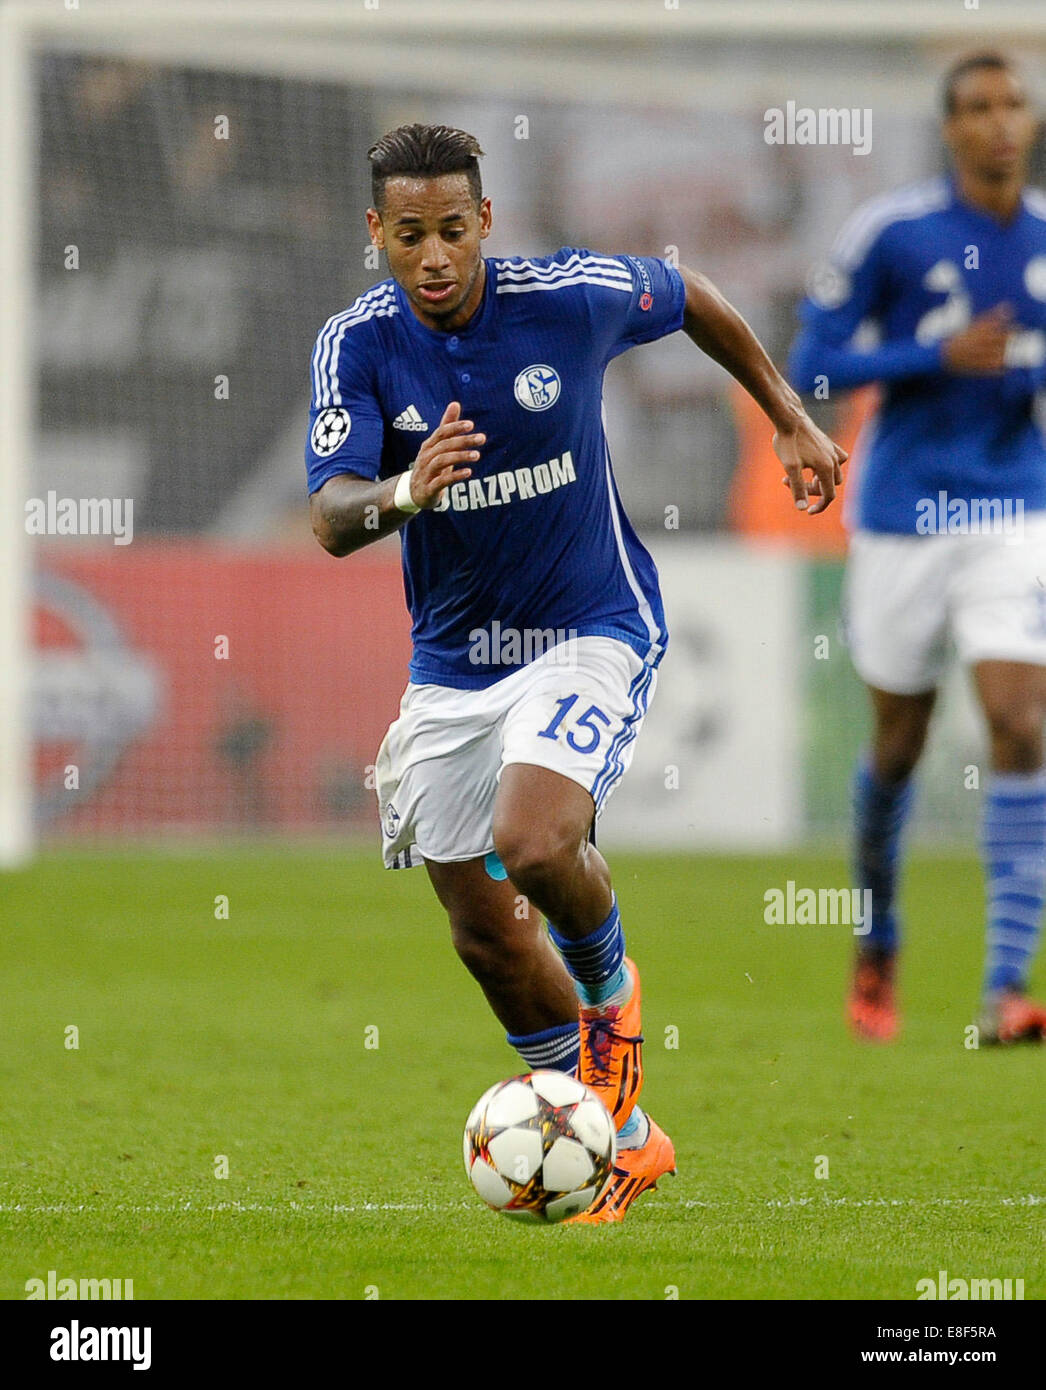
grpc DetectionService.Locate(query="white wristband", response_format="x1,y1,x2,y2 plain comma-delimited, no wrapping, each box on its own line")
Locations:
393,469,420,514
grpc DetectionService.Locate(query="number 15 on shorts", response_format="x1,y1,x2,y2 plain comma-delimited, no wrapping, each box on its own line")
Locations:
537,695,611,754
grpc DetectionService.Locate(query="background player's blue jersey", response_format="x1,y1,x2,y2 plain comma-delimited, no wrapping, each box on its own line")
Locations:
789,176,1046,533
306,247,686,688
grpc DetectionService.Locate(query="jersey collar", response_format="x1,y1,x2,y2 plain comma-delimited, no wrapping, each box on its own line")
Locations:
392,258,496,343
948,173,1030,232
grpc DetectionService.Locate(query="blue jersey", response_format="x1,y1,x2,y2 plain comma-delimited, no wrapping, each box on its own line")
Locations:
306,247,686,688
789,177,1046,533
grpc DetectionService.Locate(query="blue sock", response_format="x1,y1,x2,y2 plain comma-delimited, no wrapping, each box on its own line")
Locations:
853,755,915,954
506,1020,579,1074
616,1105,649,1150
548,897,627,1008
982,768,1046,995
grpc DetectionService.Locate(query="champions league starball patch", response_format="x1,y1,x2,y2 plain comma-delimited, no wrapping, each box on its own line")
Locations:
806,259,852,310
311,407,352,456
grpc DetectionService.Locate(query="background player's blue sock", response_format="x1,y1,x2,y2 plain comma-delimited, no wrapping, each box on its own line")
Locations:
506,1021,579,1074
853,755,915,954
982,768,1046,995
548,897,628,1008
616,1106,649,1150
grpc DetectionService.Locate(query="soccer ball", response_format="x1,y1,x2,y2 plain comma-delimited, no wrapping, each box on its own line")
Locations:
463,1070,617,1223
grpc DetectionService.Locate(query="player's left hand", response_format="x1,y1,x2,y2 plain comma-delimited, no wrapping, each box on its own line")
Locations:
774,413,847,515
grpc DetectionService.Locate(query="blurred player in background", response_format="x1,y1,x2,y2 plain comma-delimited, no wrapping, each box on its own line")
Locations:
306,124,845,1220
790,53,1046,1043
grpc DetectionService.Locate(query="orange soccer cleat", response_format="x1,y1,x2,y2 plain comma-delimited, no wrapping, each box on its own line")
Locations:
578,957,644,1126
848,947,899,1042
979,989,1046,1044
569,1115,676,1225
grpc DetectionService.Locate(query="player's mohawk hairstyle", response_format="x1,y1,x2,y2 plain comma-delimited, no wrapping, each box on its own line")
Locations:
368,124,485,213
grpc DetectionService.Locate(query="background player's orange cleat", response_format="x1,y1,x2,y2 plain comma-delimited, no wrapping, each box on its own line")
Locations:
569,1116,676,1225
979,989,1046,1043
848,947,899,1041
578,957,643,1126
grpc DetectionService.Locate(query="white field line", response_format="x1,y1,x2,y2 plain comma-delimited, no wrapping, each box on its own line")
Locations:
0,1195,1042,1216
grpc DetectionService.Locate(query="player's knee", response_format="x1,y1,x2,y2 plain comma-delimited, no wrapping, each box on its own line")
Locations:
450,917,531,987
492,820,580,893
983,699,1044,767
874,742,924,783
874,716,931,781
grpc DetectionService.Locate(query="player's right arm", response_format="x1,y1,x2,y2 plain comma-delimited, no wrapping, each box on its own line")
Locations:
305,306,483,557
790,206,1015,391
788,223,946,392
310,403,484,558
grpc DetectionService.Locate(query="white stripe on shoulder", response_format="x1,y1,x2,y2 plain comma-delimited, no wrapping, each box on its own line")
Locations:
495,250,631,273
832,178,951,270
312,285,392,403
497,271,633,295
313,283,396,407
495,262,624,282
314,284,396,403
496,264,631,286
494,251,632,287
1024,187,1046,221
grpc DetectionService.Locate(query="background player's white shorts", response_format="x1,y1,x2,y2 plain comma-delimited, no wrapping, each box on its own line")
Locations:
374,636,657,868
844,513,1046,694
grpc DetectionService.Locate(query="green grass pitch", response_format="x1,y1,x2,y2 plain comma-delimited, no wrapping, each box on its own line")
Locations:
1,849,1042,1300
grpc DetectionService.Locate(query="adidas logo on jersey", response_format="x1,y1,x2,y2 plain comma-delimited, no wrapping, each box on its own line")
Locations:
393,405,429,431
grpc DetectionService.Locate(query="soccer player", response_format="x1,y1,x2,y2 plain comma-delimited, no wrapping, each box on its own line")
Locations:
307,124,845,1221
789,53,1046,1043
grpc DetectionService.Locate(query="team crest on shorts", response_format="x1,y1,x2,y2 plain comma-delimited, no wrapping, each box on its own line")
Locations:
311,407,351,456
514,364,561,411
383,802,401,839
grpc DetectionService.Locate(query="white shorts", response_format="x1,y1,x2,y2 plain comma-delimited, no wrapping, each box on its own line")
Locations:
374,636,657,868
844,513,1046,694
